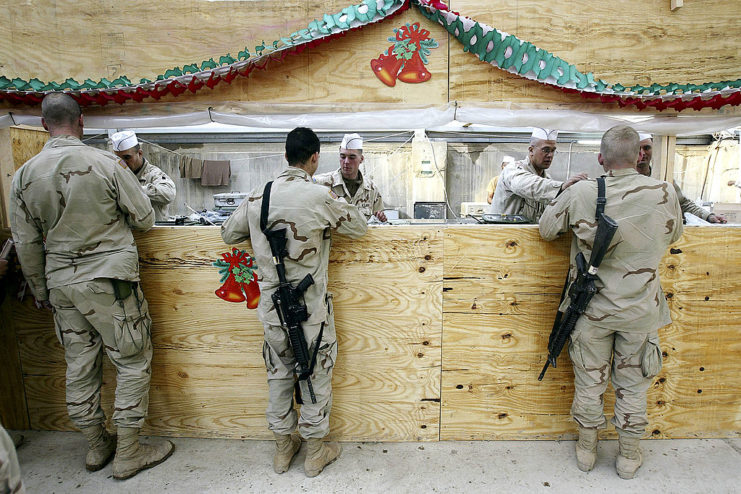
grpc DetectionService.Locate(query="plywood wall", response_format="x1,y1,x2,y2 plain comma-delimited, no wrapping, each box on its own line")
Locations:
2,1,740,110
2,225,739,440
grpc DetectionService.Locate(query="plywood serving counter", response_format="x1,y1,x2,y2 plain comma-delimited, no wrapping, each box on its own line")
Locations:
1,224,739,441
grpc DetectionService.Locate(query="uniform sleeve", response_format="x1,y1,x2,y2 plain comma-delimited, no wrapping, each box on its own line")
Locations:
323,192,368,239
114,163,155,231
539,189,571,241
673,182,710,221
221,200,251,244
504,167,563,204
9,176,48,301
372,188,384,214
143,167,176,205
668,185,684,244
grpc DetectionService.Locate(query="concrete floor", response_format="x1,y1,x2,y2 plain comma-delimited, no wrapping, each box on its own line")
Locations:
10,431,741,493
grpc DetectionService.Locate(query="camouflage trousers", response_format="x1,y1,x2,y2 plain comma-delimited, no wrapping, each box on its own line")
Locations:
262,307,337,439
568,319,663,438
0,424,24,494
49,278,153,430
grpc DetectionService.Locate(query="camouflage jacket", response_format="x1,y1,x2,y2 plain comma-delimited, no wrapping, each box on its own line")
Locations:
488,157,563,222
313,168,383,221
135,158,176,221
10,135,154,301
221,167,368,326
673,181,711,221
539,168,684,332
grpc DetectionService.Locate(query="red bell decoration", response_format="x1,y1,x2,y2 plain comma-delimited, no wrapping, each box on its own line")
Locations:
397,52,431,84
215,273,246,303
371,47,404,87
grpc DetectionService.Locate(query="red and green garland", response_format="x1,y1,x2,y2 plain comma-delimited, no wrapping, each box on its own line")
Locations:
1,0,739,112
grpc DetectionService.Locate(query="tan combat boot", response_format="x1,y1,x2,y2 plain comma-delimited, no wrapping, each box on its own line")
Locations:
616,433,643,479
112,427,175,480
80,424,116,471
273,432,301,474
304,437,341,478
575,426,598,472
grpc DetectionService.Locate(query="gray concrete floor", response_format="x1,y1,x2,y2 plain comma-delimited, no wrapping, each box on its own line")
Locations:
10,430,741,493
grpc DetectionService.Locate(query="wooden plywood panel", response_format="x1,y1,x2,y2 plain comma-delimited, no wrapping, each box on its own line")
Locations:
0,296,30,429
10,127,48,170
449,0,741,107
440,225,741,440
11,225,442,441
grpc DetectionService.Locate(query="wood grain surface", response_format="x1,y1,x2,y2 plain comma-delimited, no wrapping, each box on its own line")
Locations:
2,225,740,441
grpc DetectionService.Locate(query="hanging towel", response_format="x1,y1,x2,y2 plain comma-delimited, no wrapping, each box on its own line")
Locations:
200,160,231,186
179,156,203,179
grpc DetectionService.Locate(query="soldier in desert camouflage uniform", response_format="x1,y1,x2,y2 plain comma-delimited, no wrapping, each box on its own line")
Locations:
221,127,367,477
489,128,587,222
111,130,176,222
636,133,726,223
314,133,387,222
0,424,24,494
540,125,683,479
10,93,173,480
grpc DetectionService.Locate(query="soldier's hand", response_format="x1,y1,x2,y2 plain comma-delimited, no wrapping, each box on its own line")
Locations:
34,299,53,311
374,210,387,223
0,259,7,279
561,173,588,191
708,214,727,224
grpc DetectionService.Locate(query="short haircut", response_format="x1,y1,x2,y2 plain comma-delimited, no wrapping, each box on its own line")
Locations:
41,93,81,128
285,127,320,166
600,125,640,167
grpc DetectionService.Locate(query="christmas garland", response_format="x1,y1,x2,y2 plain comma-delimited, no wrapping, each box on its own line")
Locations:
0,0,409,106
415,0,741,111
1,0,739,111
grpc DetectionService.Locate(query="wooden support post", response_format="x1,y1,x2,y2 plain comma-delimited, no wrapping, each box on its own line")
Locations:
0,128,13,229
654,135,677,182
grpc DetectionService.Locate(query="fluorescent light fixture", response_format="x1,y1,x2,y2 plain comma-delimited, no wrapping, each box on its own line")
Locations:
576,139,601,145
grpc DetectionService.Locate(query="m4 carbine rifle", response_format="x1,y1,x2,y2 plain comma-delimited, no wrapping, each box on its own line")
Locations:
260,181,320,404
538,212,618,381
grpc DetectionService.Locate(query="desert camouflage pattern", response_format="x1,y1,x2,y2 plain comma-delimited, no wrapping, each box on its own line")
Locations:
222,166,367,327
488,157,563,222
673,181,711,221
221,166,366,437
263,313,337,438
135,158,176,221
313,168,383,220
540,168,683,331
540,167,682,437
0,424,24,494
10,135,154,301
568,322,662,437
49,279,153,429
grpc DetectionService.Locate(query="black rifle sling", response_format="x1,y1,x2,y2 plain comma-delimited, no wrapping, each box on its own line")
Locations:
551,176,608,333
260,180,324,382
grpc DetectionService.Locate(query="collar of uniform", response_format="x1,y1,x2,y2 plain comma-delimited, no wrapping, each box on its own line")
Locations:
329,168,368,188
280,166,313,182
135,158,151,179
44,135,84,148
521,156,549,178
605,168,640,178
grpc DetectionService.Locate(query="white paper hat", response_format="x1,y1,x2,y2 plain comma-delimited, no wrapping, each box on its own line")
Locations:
340,133,363,150
638,132,653,142
531,128,559,141
111,130,138,151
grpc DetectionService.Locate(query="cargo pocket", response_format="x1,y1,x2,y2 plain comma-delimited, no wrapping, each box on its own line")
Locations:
316,340,337,371
567,326,586,371
640,335,663,378
112,282,151,358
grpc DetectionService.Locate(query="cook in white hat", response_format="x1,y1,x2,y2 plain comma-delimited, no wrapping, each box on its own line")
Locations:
636,132,653,176
528,128,560,175
110,130,145,173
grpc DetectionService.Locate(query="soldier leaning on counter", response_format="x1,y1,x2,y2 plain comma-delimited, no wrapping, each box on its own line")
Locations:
221,127,367,477
111,130,176,222
539,125,683,479
636,133,726,223
314,133,387,222
488,128,587,222
9,93,174,480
